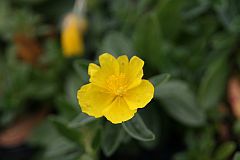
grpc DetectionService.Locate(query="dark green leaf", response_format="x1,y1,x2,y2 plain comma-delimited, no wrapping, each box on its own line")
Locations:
234,152,240,160
80,154,94,160
50,117,82,145
68,113,96,128
156,0,188,40
65,74,83,108
99,32,135,57
133,12,164,70
155,80,206,126
198,55,228,110
101,123,124,156
149,73,170,87
55,96,78,120
122,114,155,141
214,141,236,160
73,59,90,83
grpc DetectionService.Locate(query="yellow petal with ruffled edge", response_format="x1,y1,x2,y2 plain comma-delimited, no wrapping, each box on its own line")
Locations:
124,80,154,110
88,63,100,77
104,97,137,124
117,55,129,73
89,53,119,88
77,84,115,118
127,56,144,88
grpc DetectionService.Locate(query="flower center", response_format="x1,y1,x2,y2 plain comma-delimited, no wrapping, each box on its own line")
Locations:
106,74,128,96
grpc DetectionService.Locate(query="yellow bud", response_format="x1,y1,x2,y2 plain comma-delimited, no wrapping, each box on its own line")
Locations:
61,13,87,57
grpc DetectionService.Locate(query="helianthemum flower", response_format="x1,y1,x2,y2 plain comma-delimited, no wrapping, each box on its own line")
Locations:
77,53,154,124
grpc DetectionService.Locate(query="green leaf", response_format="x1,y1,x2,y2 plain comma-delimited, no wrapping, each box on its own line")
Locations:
65,74,83,109
122,114,155,141
234,152,240,160
233,119,240,135
80,154,94,160
214,141,236,160
155,80,206,126
99,32,135,57
149,73,170,87
133,12,164,70
73,59,90,83
50,117,82,145
101,123,124,157
156,0,187,40
68,113,96,128
29,120,81,160
198,55,228,110
55,96,78,120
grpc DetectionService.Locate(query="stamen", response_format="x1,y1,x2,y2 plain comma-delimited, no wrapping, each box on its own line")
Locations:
106,73,128,96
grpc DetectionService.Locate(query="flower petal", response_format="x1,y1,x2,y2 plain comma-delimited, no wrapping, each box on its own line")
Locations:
90,53,119,88
77,84,115,118
104,97,137,124
117,55,129,73
88,63,100,77
99,53,119,71
127,56,144,89
124,80,154,110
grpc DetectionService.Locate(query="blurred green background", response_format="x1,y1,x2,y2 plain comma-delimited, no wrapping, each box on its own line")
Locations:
1,0,240,160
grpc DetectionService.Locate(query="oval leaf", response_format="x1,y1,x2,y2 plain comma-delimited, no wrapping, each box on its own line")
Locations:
68,113,96,128
122,114,155,141
214,141,236,160
73,59,90,83
198,55,228,110
234,152,240,160
99,32,135,57
50,117,81,144
149,73,170,87
101,123,124,157
155,80,206,126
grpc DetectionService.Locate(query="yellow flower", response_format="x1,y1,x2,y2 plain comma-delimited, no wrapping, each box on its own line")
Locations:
61,13,87,57
77,53,154,124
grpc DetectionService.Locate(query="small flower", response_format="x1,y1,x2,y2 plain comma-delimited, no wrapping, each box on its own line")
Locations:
77,53,154,124
61,13,87,57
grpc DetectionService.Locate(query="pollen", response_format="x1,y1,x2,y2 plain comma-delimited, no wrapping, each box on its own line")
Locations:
106,74,128,96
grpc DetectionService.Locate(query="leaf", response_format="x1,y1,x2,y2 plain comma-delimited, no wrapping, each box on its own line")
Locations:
214,141,236,160
65,74,83,109
182,0,210,19
155,80,206,126
133,12,164,70
21,82,57,99
122,114,155,141
55,96,78,120
80,154,94,160
68,113,96,128
50,117,81,145
198,55,228,110
29,120,81,160
101,123,124,157
73,59,90,83
99,32,135,57
149,73,170,87
233,120,240,135
234,152,240,160
156,0,187,40
213,0,240,33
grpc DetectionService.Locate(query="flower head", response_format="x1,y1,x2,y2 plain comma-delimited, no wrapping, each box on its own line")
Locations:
77,53,154,124
61,13,87,57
